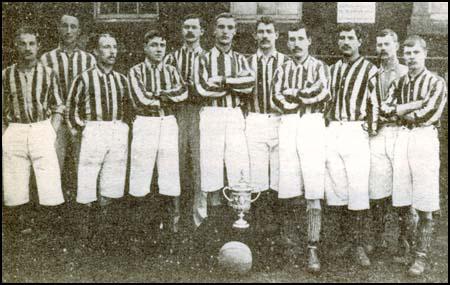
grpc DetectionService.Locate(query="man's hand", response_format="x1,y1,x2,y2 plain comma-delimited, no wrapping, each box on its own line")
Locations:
380,103,396,116
282,88,298,103
402,113,416,124
159,94,172,104
207,76,225,88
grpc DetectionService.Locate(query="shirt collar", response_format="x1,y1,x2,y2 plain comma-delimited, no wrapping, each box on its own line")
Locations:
95,65,114,77
145,58,164,71
57,44,80,54
292,55,312,70
407,68,427,83
211,46,233,57
256,49,278,61
379,58,400,73
181,44,203,54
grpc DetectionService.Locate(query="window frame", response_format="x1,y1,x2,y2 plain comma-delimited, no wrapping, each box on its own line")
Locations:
93,2,159,22
230,2,303,23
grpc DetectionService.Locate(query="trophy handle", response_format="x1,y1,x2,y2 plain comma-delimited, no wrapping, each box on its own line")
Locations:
251,191,261,202
222,186,233,202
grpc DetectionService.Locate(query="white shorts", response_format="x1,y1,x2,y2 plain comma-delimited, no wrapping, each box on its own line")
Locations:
277,114,301,199
278,114,326,199
200,107,250,192
392,126,440,212
369,126,399,200
129,115,181,197
245,112,280,192
76,121,129,204
325,121,370,210
297,113,326,200
3,120,64,206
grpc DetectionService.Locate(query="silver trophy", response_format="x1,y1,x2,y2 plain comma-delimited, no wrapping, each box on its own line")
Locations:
223,174,260,229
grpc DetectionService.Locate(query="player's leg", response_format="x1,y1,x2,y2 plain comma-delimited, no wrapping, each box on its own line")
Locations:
157,116,182,237
129,117,160,197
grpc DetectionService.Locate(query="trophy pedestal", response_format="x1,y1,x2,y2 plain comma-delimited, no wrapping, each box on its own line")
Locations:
233,212,249,229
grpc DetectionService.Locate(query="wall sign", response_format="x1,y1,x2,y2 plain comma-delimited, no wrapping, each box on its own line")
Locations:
337,2,376,23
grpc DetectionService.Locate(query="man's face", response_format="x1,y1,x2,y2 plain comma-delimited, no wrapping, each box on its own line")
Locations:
255,22,278,51
338,29,361,57
95,36,117,66
59,15,80,45
15,33,39,62
404,43,427,71
214,17,236,45
182,18,203,44
376,34,398,60
287,28,310,60
144,37,166,63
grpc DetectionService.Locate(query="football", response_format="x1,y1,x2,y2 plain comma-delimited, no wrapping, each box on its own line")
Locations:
218,241,253,274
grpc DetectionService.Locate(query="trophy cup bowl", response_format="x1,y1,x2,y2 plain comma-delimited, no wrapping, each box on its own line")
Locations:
223,177,260,229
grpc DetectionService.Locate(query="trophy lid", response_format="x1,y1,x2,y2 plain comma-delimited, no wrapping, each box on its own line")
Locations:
229,171,253,192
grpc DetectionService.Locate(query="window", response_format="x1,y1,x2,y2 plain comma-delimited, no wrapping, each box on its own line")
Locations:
94,2,159,22
230,2,302,23
429,2,448,21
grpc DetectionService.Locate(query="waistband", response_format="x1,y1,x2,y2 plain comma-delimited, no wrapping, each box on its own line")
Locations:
247,112,280,119
85,120,128,127
8,119,51,129
135,115,175,121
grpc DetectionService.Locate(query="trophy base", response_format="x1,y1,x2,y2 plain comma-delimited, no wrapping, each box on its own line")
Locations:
233,219,249,229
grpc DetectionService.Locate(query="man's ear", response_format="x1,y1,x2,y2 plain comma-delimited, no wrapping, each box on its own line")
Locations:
275,31,279,40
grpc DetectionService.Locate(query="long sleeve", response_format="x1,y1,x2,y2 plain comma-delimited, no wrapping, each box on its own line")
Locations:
160,66,188,103
297,62,331,105
2,69,7,130
410,77,447,125
193,55,227,98
47,71,65,116
366,72,380,131
128,65,161,107
67,75,87,129
271,66,300,112
225,54,255,94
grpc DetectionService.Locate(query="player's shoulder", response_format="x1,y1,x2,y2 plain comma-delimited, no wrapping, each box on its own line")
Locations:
2,64,15,76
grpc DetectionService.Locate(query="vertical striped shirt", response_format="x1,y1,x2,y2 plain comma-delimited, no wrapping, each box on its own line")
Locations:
272,56,330,117
66,66,131,129
40,47,96,102
327,56,379,124
193,46,255,108
128,59,188,117
247,50,289,113
164,45,204,104
2,62,64,126
385,68,447,127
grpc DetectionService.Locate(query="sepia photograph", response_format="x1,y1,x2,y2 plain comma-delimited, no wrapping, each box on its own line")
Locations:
2,2,448,282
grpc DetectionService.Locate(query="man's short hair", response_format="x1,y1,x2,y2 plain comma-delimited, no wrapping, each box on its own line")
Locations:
403,35,427,51
215,12,235,24
376,29,398,42
143,30,166,44
14,25,39,42
337,23,363,41
93,32,116,48
256,16,276,31
287,21,310,38
182,13,205,29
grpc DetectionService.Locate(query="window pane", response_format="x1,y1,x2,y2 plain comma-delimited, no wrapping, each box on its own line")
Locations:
233,2,257,15
277,2,299,15
257,3,276,15
119,2,137,14
100,2,117,14
140,2,158,14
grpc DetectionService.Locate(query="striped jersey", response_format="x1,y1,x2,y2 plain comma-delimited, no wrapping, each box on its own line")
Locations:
128,59,188,117
66,66,131,129
40,46,96,102
327,56,379,124
164,45,204,104
373,61,408,125
193,46,255,108
272,55,330,117
247,50,289,113
385,68,447,127
2,62,64,126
